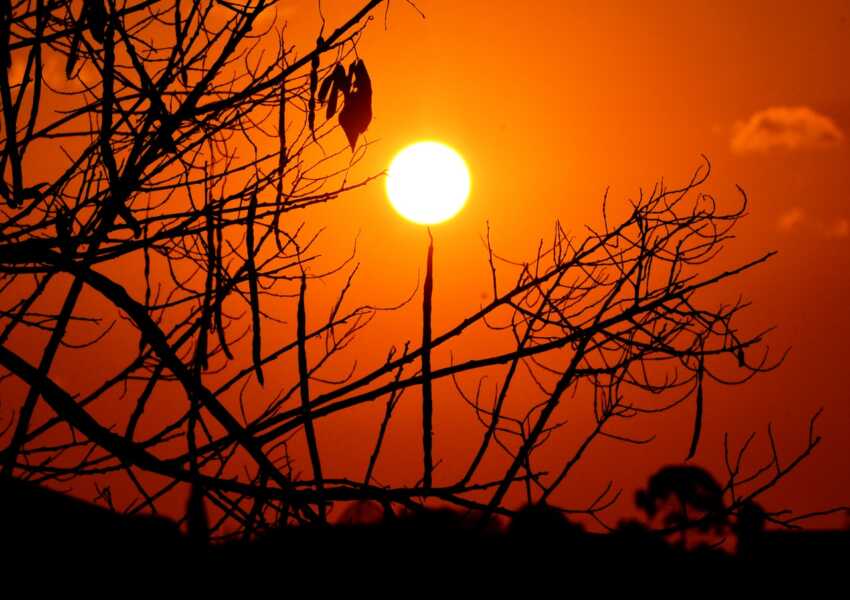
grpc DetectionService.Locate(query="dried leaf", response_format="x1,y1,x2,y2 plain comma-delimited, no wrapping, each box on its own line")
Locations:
317,68,335,104
353,59,371,92
338,60,372,150
335,64,349,92
326,86,339,120
323,64,348,120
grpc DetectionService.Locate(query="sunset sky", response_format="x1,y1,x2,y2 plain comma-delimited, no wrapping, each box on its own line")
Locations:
306,0,850,522
4,0,849,531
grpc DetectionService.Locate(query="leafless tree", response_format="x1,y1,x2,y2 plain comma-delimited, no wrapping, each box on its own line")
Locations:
0,0,834,539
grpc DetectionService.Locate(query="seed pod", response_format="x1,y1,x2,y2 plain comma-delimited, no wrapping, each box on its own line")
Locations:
308,54,319,136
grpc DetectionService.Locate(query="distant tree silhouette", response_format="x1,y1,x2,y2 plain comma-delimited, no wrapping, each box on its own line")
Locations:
1,0,843,543
636,465,727,546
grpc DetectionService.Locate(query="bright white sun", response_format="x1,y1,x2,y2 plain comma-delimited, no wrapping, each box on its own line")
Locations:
386,141,471,225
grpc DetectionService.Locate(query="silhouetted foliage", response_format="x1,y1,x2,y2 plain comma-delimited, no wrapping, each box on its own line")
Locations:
0,1,845,556
318,58,372,149
636,465,727,544
4,465,846,574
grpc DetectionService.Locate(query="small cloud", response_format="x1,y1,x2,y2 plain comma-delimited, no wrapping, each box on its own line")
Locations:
731,106,844,154
826,218,850,239
777,207,805,232
777,209,850,239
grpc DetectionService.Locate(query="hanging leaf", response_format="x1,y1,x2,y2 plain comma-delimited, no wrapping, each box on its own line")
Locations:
326,86,339,120
347,59,358,86
317,67,336,104
322,64,348,120
338,59,372,150
354,60,371,88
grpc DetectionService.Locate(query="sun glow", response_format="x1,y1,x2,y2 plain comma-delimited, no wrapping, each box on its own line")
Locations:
386,141,471,225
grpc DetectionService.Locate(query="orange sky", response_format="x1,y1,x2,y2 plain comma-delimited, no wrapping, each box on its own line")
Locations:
5,0,849,530
310,0,850,524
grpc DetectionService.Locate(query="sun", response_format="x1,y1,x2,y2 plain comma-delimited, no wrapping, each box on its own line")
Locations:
386,141,471,225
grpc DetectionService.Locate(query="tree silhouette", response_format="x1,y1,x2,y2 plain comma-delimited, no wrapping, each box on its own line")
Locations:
0,0,837,542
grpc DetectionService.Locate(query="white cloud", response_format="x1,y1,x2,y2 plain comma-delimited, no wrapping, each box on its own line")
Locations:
731,106,844,154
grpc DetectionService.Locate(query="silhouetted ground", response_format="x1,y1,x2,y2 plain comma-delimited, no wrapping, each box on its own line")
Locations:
2,475,847,577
